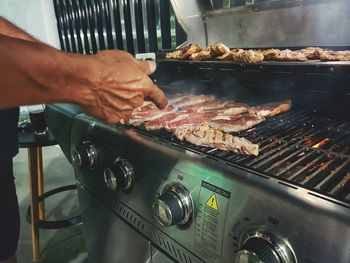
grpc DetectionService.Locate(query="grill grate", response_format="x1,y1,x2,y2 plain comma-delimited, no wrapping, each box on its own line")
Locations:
127,111,350,204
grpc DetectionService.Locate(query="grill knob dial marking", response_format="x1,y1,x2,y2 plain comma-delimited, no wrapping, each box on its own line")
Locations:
235,230,296,263
104,158,134,191
72,142,97,168
152,183,193,227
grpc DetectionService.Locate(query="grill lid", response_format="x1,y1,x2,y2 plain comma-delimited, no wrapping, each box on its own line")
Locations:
171,0,350,48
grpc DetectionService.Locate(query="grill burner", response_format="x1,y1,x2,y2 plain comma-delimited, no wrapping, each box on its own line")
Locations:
129,110,350,204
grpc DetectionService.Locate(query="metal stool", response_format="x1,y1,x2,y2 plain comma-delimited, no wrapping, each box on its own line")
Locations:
18,129,81,262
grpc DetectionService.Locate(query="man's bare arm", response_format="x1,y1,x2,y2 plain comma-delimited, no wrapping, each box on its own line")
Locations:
0,17,36,42
0,34,166,123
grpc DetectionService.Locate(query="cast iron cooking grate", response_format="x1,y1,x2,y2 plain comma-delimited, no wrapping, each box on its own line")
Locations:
127,110,350,205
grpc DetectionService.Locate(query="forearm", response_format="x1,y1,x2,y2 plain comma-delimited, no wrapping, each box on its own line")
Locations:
0,17,37,42
0,35,95,109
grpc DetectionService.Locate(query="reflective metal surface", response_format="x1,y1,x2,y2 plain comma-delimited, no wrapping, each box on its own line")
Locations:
69,114,350,263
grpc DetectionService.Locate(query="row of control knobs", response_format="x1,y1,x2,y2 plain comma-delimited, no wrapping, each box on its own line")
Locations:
72,142,296,263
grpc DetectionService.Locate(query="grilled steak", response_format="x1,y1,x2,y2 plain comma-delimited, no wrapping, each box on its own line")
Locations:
175,124,259,156
250,100,292,118
207,113,265,133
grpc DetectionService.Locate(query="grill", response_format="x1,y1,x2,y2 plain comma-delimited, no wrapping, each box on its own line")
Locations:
47,1,350,263
130,110,350,205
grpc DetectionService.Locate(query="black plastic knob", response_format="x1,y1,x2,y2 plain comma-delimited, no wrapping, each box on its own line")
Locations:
153,183,193,227
157,191,184,226
241,237,280,263
72,143,96,168
104,158,134,191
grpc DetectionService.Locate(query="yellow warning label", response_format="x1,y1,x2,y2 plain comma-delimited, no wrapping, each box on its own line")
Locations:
205,193,218,211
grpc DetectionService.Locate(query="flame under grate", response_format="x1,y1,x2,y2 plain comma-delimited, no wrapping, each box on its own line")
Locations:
129,111,350,204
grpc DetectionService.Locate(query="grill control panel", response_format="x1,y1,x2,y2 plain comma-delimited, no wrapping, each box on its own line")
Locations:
70,116,350,263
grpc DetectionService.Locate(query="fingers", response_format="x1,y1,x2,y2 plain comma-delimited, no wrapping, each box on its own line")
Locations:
143,85,168,109
135,60,157,75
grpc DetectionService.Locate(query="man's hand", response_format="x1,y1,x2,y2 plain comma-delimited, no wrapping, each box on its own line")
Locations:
79,50,167,124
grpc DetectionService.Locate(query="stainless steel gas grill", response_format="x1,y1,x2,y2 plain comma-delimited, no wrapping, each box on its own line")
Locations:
47,1,350,262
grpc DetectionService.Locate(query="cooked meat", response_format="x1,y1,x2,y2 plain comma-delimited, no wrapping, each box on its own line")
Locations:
180,44,203,59
318,50,350,61
264,49,307,62
250,100,292,118
298,47,325,60
207,113,265,133
190,50,212,61
233,49,264,63
165,44,202,59
216,52,233,60
129,104,175,126
175,124,259,156
206,43,230,57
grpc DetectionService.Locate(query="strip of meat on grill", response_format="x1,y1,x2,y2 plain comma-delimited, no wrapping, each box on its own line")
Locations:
318,50,350,61
250,100,292,118
174,123,259,156
263,49,307,62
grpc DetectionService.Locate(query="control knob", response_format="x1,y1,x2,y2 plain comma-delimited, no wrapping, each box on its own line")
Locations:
72,142,97,168
152,183,193,227
104,158,134,191
235,230,296,263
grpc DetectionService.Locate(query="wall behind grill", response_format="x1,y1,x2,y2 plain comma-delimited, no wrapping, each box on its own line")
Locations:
53,0,187,54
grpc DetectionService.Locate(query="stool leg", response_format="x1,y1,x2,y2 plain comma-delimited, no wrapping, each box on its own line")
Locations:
36,148,45,220
28,147,42,262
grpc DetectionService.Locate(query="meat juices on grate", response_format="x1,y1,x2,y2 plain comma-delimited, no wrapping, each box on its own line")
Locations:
207,113,265,133
250,100,292,118
175,124,259,156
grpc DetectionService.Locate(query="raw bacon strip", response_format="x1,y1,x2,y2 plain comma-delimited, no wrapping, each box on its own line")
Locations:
217,102,250,116
183,100,230,113
129,104,175,126
165,112,217,132
207,113,265,133
175,124,259,156
172,95,216,108
144,112,178,130
249,100,292,118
